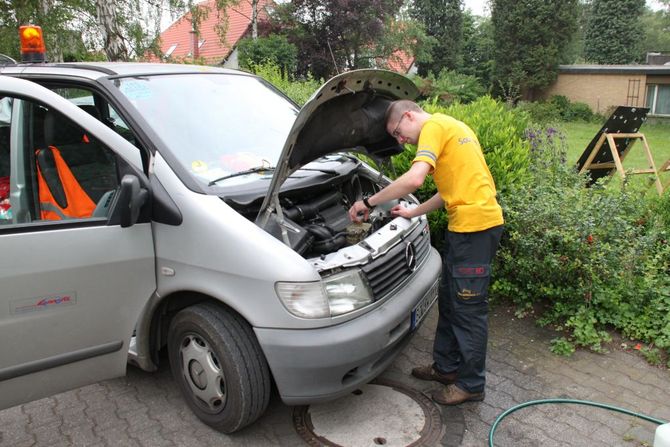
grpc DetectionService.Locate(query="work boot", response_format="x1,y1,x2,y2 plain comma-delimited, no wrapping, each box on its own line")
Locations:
431,384,485,405
411,364,457,385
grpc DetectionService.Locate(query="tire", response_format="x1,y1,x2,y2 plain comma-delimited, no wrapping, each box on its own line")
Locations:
167,302,271,433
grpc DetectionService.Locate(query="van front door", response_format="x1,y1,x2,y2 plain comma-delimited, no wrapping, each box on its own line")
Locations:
0,76,156,410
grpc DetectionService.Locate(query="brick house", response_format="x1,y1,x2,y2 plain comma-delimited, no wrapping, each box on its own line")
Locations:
154,0,271,67
541,64,670,117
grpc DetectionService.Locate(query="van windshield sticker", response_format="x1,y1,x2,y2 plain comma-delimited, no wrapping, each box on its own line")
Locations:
120,80,152,100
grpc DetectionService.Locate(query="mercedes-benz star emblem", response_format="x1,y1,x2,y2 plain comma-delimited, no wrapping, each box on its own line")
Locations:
405,242,416,271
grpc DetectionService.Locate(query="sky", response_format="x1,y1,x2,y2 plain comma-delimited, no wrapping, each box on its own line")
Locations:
463,0,666,17
463,0,488,16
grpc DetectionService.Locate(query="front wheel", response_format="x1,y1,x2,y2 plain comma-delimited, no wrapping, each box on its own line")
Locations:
167,302,271,433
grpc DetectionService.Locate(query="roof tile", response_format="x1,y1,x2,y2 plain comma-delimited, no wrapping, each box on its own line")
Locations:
152,0,270,64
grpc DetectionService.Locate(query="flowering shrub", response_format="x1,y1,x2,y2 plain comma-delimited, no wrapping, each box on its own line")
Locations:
492,127,670,360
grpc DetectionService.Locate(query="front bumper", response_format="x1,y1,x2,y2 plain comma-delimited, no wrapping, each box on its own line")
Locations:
254,246,441,405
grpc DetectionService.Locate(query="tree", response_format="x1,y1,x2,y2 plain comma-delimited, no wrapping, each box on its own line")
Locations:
251,0,259,39
267,0,429,80
0,0,83,62
562,1,592,64
410,0,463,76
0,0,167,62
583,0,645,64
640,5,670,56
237,34,298,75
460,12,494,87
491,0,578,101
95,1,129,61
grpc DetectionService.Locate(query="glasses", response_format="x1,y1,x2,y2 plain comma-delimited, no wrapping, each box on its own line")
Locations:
391,113,406,138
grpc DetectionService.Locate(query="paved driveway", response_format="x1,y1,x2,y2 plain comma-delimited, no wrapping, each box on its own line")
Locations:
1,305,669,447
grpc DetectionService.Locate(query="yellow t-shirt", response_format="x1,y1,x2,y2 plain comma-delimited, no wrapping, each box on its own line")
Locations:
413,113,504,233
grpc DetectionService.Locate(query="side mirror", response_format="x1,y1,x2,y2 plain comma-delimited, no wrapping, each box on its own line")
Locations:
118,174,149,228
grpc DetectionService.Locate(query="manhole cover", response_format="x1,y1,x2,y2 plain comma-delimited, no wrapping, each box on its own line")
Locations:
293,378,443,446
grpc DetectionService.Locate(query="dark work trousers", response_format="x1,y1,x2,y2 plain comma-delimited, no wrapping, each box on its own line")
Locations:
433,225,503,394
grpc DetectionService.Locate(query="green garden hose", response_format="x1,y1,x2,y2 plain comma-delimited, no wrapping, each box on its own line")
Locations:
489,398,669,447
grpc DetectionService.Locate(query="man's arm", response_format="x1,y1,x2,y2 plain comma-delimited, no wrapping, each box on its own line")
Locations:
391,192,444,219
348,161,432,222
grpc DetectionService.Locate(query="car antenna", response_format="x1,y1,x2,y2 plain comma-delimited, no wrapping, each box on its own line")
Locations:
327,40,339,75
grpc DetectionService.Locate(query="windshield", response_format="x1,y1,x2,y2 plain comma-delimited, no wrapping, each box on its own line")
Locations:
115,73,298,187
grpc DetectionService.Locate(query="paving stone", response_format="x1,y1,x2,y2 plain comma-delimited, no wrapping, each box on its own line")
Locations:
0,425,33,447
62,424,100,446
0,405,27,425
1,304,668,446
96,426,142,447
32,420,68,446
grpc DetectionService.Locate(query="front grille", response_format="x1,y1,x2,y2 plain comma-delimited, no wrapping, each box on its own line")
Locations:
361,223,431,300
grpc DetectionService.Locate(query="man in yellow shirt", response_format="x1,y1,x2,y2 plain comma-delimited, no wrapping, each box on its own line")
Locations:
348,99,503,406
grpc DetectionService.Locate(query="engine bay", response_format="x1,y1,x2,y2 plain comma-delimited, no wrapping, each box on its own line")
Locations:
261,169,403,253
226,160,422,273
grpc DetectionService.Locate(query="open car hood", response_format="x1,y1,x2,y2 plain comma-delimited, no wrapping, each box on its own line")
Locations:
257,69,418,225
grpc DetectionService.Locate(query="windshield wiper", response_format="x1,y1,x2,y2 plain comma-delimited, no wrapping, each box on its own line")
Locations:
208,165,275,186
293,167,339,175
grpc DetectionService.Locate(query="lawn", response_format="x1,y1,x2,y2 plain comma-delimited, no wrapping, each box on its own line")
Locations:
559,120,670,191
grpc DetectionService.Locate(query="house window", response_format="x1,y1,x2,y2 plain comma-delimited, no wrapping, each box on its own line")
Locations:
646,84,670,116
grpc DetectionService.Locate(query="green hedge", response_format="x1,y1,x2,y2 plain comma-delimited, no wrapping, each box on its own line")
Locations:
493,128,670,362
516,95,597,125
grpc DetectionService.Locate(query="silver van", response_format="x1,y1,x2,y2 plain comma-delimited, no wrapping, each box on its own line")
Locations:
0,64,441,432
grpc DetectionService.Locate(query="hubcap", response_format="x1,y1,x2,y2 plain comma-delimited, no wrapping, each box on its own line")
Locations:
179,334,226,413
189,360,207,389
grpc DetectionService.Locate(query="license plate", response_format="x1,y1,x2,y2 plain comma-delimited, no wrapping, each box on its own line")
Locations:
411,281,439,331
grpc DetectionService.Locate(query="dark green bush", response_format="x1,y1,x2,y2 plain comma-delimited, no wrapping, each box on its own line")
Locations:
653,191,670,229
566,101,595,122
516,95,596,124
412,69,487,105
515,100,562,124
492,126,670,356
237,35,298,77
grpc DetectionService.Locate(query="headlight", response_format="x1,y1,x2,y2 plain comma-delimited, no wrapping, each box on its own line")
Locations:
275,271,373,318
275,281,330,318
323,270,373,316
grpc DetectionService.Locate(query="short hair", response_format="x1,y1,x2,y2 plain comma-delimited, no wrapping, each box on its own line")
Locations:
385,100,422,126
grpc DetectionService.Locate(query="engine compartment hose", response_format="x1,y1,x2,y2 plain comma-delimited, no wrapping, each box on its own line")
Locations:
489,398,668,447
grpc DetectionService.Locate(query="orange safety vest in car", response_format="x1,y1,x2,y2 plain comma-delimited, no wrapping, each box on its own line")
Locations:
36,146,95,220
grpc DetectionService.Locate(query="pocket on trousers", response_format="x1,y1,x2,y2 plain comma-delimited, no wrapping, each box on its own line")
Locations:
452,264,490,305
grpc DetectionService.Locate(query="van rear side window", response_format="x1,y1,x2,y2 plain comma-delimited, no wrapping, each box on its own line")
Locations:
0,97,13,223
0,96,120,226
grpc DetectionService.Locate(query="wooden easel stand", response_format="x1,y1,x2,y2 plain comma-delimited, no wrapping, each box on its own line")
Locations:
578,132,664,195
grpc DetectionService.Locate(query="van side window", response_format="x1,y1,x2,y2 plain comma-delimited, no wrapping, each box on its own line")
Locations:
0,97,13,224
50,86,139,148
1,95,120,226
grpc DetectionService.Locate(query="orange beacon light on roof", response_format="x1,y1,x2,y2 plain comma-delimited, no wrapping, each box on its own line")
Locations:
19,25,46,63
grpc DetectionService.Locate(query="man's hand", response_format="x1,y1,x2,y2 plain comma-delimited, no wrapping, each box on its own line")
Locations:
348,200,369,223
391,204,413,219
